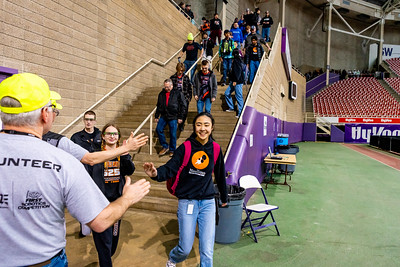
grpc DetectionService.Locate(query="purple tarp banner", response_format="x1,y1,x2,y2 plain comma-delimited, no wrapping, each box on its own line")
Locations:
345,124,400,143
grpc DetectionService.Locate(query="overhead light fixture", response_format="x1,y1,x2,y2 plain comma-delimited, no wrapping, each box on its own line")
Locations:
357,14,370,20
338,8,350,14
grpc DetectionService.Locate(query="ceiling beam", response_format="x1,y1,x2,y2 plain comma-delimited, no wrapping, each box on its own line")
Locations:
328,0,400,19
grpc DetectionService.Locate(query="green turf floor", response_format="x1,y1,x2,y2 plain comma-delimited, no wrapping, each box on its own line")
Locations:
214,142,400,267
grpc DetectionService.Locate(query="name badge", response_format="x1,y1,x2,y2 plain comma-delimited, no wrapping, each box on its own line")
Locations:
187,204,194,215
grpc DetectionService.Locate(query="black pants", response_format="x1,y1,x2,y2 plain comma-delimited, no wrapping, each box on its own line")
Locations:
92,220,121,267
182,98,190,125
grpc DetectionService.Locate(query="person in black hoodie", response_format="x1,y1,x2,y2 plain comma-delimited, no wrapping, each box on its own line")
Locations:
155,79,187,157
245,36,265,84
201,31,215,69
143,112,227,267
71,110,102,171
210,13,222,45
91,123,135,267
224,49,245,117
261,10,273,42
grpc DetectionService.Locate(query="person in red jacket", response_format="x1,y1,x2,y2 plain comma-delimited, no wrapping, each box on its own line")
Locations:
155,79,187,157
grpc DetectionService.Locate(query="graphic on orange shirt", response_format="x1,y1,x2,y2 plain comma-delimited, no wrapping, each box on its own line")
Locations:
192,151,209,170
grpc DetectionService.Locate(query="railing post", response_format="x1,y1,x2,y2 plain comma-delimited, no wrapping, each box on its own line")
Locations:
150,113,153,155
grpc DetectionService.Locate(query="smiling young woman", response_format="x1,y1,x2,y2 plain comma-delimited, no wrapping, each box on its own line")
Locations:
91,123,135,267
143,112,227,267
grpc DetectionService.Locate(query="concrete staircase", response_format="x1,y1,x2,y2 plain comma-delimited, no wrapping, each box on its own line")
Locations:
378,79,400,103
381,60,398,78
116,63,247,213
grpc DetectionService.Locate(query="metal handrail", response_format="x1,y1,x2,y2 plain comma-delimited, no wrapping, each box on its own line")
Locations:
132,51,219,155
59,31,200,135
169,0,201,28
132,106,157,155
224,51,268,162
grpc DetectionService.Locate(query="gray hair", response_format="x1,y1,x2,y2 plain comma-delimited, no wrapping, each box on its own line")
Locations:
0,97,50,127
164,79,173,86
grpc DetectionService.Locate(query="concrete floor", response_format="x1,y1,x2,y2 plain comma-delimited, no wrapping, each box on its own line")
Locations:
65,209,200,266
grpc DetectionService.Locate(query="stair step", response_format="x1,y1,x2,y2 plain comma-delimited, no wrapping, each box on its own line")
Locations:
130,195,178,214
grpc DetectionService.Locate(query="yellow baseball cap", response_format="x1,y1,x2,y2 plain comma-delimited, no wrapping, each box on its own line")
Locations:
187,33,194,41
0,73,62,114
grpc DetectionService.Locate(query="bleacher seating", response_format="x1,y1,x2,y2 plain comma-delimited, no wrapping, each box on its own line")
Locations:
386,58,400,76
385,77,400,95
312,77,400,117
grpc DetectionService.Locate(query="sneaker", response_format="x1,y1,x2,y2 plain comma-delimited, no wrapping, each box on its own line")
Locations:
166,259,176,267
221,82,226,86
159,148,169,156
235,115,239,118
225,109,234,112
169,151,174,157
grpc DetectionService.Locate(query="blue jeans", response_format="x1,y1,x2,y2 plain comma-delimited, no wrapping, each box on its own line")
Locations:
221,58,232,83
169,199,216,266
224,82,244,116
262,27,271,41
249,60,260,84
156,117,178,152
197,97,212,113
43,249,68,267
184,60,197,81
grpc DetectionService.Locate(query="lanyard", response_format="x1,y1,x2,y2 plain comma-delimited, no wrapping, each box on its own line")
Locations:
0,129,39,139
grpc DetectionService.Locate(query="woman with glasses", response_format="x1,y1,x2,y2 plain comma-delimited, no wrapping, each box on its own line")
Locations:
91,123,135,267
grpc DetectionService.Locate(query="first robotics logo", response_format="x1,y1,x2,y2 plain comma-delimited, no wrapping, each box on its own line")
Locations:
18,191,50,210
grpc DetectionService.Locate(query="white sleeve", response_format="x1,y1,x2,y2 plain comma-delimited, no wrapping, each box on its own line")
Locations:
58,137,88,161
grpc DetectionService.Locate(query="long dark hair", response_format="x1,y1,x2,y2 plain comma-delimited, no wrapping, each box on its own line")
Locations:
101,122,121,150
192,112,215,140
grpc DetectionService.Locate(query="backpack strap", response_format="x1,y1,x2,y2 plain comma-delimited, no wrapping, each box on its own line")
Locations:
182,141,192,169
169,140,191,195
212,142,221,172
42,131,64,147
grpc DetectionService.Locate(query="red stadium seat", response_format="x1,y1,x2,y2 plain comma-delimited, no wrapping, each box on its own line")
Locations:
312,77,400,117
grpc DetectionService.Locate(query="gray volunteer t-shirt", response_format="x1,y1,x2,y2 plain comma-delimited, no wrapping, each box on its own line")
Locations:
58,136,87,161
0,134,109,267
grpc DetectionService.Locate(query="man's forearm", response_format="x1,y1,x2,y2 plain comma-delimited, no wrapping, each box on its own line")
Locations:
87,178,150,233
81,146,130,166
87,196,131,233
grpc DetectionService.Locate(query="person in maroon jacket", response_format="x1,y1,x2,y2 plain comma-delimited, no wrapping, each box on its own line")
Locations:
210,13,222,46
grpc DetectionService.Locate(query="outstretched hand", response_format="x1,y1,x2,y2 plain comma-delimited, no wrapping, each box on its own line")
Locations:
143,162,157,178
122,177,151,206
124,133,148,151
